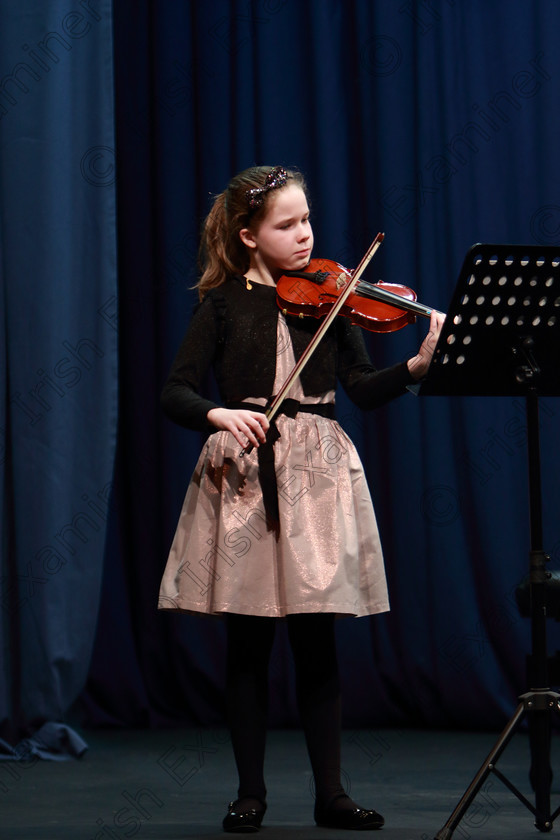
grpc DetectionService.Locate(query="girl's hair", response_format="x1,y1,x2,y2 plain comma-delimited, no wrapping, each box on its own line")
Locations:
196,165,307,299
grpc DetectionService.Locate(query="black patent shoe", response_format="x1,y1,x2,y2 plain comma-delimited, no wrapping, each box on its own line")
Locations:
314,796,385,830
223,798,267,833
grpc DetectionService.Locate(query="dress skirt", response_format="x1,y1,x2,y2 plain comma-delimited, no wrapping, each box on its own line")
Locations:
158,314,390,619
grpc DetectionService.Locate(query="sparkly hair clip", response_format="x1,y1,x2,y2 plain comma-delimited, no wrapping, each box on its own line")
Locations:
246,166,289,209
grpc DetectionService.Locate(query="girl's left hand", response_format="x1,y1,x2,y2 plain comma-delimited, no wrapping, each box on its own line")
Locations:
406,310,446,381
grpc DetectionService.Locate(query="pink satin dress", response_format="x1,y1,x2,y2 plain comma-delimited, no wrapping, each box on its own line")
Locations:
158,313,389,618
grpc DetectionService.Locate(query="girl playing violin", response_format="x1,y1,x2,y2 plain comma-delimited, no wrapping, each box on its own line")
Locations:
158,165,444,832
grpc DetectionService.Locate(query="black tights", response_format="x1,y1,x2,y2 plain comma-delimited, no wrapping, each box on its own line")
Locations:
225,612,345,808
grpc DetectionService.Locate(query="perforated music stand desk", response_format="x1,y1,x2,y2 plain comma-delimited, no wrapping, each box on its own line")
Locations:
420,244,560,837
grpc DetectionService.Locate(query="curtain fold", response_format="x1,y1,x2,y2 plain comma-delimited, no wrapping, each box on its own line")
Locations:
0,0,118,754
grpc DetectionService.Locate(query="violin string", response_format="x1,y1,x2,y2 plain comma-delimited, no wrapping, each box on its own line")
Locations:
353,278,432,319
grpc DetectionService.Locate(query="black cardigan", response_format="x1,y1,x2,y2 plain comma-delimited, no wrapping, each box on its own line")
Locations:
161,276,416,431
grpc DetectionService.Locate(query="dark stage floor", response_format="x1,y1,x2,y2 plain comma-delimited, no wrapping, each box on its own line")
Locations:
2,727,560,839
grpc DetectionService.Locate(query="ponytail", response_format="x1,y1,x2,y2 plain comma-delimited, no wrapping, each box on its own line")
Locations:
197,192,243,298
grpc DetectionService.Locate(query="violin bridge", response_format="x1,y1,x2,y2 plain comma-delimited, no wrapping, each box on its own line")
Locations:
336,273,347,290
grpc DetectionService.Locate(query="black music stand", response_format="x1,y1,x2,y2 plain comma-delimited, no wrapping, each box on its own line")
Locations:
419,243,560,837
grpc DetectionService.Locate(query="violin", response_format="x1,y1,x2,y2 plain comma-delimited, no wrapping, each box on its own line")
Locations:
240,232,439,457
276,257,434,333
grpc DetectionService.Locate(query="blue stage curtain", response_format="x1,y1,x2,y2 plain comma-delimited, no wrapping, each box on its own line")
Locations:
78,0,559,731
0,0,118,754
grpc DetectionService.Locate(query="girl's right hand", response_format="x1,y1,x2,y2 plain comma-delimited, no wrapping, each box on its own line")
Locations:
206,407,270,449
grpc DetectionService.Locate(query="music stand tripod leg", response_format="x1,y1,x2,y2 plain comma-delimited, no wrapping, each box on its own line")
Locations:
434,703,524,840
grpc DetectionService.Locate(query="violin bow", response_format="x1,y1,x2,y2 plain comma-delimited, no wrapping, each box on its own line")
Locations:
240,232,384,456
